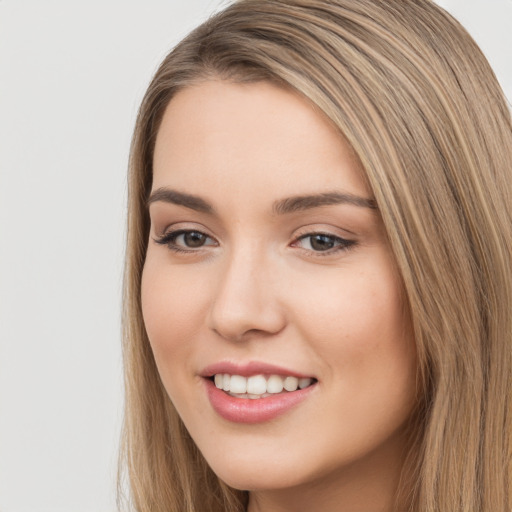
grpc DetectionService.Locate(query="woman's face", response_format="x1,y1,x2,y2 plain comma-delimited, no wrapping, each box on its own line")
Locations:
142,80,418,502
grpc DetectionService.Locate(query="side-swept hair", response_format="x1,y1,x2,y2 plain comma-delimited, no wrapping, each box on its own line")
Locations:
119,1,512,510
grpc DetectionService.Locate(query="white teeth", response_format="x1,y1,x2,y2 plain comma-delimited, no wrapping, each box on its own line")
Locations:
214,374,223,388
298,377,312,389
283,376,299,391
247,375,267,395
213,373,315,396
267,375,284,394
229,374,247,394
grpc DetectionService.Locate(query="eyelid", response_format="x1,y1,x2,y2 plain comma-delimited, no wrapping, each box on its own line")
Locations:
153,219,212,237
292,221,357,237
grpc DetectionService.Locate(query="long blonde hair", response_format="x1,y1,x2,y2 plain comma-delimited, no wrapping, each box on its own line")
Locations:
119,1,512,510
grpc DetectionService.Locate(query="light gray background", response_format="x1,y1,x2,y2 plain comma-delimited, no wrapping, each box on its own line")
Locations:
0,1,510,511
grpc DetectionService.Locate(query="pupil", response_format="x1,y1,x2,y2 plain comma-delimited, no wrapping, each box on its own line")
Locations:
184,232,206,247
311,234,334,251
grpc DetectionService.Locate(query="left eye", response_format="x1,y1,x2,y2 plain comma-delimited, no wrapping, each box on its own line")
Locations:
294,233,354,252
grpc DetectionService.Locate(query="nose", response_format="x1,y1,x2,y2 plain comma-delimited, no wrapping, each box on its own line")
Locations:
207,247,286,342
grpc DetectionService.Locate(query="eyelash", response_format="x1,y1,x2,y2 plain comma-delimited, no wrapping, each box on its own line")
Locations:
154,229,356,257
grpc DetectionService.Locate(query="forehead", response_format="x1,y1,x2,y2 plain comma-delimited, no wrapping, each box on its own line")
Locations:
152,80,370,203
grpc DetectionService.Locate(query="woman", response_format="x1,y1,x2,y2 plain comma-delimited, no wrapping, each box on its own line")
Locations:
119,1,512,511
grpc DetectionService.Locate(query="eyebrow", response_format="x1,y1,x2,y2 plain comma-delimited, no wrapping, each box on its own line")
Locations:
147,188,213,213
272,192,377,214
146,187,377,214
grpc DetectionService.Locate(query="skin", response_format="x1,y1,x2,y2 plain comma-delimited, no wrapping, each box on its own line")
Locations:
142,80,418,512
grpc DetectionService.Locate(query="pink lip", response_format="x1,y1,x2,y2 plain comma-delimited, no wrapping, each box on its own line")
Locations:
200,361,317,424
201,361,314,379
204,379,316,424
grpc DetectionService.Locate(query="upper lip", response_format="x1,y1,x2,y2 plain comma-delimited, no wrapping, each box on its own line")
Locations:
200,361,315,379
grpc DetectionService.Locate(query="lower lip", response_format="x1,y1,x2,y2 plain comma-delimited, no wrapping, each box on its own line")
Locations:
204,378,316,424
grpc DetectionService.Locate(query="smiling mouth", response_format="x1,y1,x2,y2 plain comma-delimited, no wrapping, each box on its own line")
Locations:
211,373,316,398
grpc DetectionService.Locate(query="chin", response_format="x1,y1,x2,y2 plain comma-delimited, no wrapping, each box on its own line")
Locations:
201,447,321,492
215,467,303,492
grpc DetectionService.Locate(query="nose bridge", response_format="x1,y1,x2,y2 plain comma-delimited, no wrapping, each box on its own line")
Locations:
208,239,284,341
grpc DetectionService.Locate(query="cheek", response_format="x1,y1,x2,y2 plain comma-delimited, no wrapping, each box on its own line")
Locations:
140,255,207,369
290,265,406,348
288,259,416,395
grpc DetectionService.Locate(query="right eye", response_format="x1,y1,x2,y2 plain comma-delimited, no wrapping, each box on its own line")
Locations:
154,229,217,252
